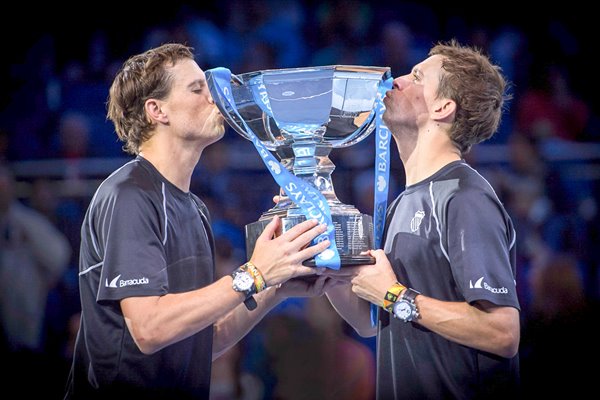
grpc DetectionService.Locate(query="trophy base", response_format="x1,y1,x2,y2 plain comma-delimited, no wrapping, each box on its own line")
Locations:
245,213,376,268
301,254,375,267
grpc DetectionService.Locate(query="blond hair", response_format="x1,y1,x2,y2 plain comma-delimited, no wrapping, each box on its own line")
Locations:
107,43,194,154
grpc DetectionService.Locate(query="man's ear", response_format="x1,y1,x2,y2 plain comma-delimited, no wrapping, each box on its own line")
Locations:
145,99,168,124
432,98,456,122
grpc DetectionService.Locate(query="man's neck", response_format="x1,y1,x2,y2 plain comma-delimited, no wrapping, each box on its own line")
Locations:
399,126,461,186
139,133,204,193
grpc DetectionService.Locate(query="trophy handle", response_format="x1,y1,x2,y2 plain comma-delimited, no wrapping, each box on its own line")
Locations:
231,73,244,85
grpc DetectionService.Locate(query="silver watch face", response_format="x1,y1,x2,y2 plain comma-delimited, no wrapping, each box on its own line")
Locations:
393,300,413,321
233,272,254,291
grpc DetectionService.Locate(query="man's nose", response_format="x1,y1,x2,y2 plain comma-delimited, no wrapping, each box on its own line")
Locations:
393,75,410,91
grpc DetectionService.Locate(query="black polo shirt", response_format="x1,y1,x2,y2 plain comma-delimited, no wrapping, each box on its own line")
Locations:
66,156,214,399
377,160,520,400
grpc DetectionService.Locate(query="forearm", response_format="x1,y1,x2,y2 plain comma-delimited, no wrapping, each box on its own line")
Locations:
122,275,249,354
212,286,283,360
326,283,376,337
324,251,520,357
414,296,520,358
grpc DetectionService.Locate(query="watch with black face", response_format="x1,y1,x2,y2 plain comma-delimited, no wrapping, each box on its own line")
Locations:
392,288,420,322
231,266,257,310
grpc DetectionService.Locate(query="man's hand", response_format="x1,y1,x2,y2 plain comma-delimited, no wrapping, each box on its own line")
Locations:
249,216,330,287
324,249,398,306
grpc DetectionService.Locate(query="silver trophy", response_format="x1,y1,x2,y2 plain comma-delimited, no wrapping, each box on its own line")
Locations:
206,65,391,267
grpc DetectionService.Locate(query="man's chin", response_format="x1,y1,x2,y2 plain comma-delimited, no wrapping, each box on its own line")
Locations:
206,126,226,145
216,125,226,139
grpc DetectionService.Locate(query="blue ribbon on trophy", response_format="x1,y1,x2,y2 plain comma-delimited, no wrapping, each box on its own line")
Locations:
208,67,342,269
371,77,393,326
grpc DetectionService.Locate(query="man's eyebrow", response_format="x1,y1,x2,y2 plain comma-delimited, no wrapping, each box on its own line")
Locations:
412,67,423,78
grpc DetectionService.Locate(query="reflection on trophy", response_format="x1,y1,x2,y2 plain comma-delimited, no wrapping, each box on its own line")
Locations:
206,65,391,267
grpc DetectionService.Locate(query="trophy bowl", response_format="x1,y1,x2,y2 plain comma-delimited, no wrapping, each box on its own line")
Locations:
206,65,391,267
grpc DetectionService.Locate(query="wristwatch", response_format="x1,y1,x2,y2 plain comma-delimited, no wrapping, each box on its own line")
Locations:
231,266,257,310
392,287,420,322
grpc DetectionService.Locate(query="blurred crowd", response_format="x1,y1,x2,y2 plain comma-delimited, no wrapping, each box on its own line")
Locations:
1,1,598,398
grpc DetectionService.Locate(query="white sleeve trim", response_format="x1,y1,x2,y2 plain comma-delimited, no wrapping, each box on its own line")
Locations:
161,182,168,245
89,159,139,259
429,181,450,263
79,261,104,276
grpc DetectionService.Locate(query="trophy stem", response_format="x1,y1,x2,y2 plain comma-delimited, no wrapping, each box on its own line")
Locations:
270,142,345,210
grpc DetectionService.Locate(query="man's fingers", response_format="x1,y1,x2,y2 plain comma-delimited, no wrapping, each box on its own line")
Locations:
296,239,331,262
257,215,280,242
291,223,329,248
369,249,386,260
280,219,323,241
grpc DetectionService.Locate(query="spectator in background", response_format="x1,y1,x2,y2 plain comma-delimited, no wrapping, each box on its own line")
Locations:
376,21,427,78
516,64,589,141
520,252,598,397
55,111,91,160
259,295,375,400
487,133,550,265
56,112,92,189
493,133,592,301
0,163,71,352
209,339,265,400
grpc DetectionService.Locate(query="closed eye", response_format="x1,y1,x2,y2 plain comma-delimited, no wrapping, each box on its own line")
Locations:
188,78,207,93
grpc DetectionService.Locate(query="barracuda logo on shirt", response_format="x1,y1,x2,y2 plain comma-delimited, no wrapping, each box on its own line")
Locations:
469,276,508,294
105,274,149,288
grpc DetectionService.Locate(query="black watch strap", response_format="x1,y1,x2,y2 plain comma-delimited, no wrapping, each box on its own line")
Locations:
402,287,420,303
243,296,257,311
401,288,420,321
